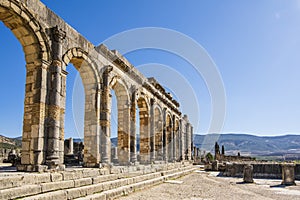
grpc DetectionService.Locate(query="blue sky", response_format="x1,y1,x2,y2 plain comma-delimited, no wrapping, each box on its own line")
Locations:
1,0,300,138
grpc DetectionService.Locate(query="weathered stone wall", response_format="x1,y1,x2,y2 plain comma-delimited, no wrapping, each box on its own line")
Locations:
223,163,300,180
0,0,194,171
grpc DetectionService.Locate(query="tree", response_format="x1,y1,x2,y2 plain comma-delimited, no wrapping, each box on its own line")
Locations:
206,152,214,162
222,145,225,155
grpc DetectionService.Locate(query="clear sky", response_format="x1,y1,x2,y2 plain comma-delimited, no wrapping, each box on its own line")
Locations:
1,0,300,138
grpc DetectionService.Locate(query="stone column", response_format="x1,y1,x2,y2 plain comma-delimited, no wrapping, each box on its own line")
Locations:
193,146,197,160
163,126,167,162
17,59,49,172
150,99,155,162
186,123,192,160
179,119,184,161
83,86,101,167
243,164,254,183
212,160,218,171
172,116,176,161
117,100,130,165
100,66,113,164
190,126,194,160
281,163,296,186
64,138,73,155
46,26,66,169
139,108,150,164
130,90,137,163
112,147,118,164
167,123,173,162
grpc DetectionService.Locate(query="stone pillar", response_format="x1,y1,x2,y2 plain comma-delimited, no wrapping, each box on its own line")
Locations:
172,116,176,161
83,86,101,167
186,123,192,160
167,122,173,162
100,66,113,164
18,59,49,172
46,26,66,170
130,90,137,163
112,147,118,164
193,146,197,160
212,160,218,171
139,107,150,164
243,164,254,183
150,99,155,162
179,119,184,161
281,163,296,186
163,126,167,162
190,126,194,160
154,119,163,161
117,102,130,165
64,138,73,155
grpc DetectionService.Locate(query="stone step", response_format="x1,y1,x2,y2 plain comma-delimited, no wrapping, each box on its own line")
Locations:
75,167,195,200
0,162,190,191
21,166,195,200
0,164,194,199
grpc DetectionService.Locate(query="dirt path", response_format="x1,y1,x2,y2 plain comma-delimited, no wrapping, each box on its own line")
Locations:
117,170,300,200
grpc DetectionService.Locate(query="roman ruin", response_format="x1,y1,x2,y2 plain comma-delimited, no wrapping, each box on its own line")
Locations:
0,0,193,172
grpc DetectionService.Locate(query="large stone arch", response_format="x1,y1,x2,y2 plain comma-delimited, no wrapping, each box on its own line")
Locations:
109,76,130,165
137,95,150,163
154,104,163,160
62,48,101,167
0,1,51,171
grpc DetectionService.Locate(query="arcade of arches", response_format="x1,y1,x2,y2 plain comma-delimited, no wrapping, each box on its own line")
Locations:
0,0,194,172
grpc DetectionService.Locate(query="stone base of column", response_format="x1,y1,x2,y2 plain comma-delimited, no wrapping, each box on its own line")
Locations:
17,163,64,172
212,160,219,171
281,163,296,186
17,164,48,172
84,162,100,168
243,164,254,183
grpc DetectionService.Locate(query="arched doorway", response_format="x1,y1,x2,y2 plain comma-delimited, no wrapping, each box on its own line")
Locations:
62,48,101,168
110,78,130,165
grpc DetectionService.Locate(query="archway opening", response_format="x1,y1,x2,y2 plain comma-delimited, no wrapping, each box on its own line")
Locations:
63,62,85,166
0,21,25,166
110,80,130,165
63,54,100,168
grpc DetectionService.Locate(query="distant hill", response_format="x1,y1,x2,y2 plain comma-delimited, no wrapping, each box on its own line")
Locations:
6,133,300,160
194,134,300,159
0,135,22,149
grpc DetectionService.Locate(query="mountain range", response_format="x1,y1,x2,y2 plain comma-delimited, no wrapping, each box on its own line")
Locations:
1,133,300,160
194,134,300,159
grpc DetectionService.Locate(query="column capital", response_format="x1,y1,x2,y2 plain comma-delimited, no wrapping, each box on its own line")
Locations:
51,26,66,43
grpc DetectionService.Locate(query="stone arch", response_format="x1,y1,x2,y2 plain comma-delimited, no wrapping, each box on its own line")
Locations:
137,96,150,163
62,48,101,167
109,76,130,164
154,104,163,160
0,1,51,171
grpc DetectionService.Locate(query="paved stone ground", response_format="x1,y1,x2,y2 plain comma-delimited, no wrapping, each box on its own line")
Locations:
118,169,300,200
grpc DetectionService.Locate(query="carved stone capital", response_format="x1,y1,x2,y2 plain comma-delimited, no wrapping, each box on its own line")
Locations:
104,65,113,74
52,26,66,43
